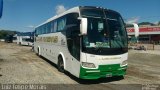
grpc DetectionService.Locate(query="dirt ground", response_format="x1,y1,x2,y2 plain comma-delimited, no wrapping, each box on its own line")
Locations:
0,42,160,89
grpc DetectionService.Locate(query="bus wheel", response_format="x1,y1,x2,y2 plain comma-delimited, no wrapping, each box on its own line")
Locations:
37,48,40,56
115,76,124,80
58,56,64,73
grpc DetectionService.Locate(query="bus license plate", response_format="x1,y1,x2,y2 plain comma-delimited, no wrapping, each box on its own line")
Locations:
106,73,112,77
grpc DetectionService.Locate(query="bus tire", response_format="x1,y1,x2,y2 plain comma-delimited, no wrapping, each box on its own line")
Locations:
37,48,40,56
116,76,124,80
19,42,21,45
58,56,64,73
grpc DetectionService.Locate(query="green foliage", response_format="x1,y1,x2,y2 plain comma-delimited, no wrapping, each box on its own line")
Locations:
0,30,17,39
138,22,155,26
126,21,160,27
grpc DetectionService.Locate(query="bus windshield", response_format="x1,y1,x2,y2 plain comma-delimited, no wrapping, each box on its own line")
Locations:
83,18,110,48
105,11,127,48
81,8,128,55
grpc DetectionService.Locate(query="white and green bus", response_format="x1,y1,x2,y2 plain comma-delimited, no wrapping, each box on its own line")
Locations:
34,6,128,79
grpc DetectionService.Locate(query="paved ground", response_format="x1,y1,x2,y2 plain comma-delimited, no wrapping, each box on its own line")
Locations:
0,42,160,89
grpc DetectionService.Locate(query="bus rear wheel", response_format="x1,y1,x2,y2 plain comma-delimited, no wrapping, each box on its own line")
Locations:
37,48,40,56
19,42,21,45
58,56,64,73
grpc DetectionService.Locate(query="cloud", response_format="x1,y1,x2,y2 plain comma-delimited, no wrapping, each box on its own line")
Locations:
125,17,140,24
55,5,67,15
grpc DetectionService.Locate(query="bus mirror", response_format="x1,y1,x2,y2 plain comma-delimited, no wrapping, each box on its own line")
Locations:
79,18,87,35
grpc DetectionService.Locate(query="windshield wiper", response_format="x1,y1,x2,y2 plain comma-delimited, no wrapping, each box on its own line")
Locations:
94,47,102,53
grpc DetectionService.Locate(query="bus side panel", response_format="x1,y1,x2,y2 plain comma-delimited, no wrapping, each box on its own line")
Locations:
34,32,81,78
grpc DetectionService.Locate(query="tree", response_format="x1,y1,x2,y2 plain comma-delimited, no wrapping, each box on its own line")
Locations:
0,30,17,39
125,24,134,28
138,22,155,26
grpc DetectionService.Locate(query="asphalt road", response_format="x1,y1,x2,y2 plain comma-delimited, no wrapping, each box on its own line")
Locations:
0,42,160,90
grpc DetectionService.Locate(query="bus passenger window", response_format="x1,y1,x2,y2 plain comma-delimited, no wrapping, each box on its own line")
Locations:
57,18,66,31
54,21,57,32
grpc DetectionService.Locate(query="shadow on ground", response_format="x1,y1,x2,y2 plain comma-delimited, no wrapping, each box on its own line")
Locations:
40,56,124,84
65,72,124,84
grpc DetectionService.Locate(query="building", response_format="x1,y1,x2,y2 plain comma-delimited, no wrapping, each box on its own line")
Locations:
127,26,160,44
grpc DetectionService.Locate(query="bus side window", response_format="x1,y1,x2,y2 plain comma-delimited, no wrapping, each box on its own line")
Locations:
57,17,66,32
39,26,42,35
46,22,51,33
43,24,47,34
51,21,54,33
53,21,57,32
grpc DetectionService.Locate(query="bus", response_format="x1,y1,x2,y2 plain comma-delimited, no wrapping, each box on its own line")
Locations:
34,6,128,79
17,32,34,46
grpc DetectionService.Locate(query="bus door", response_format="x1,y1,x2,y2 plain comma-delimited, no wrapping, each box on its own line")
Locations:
66,22,81,76
65,13,81,75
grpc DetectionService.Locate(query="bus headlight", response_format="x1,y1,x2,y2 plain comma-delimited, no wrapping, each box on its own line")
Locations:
121,60,128,67
82,62,96,68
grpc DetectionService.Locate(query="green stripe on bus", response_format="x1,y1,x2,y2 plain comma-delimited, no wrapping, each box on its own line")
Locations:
79,64,127,79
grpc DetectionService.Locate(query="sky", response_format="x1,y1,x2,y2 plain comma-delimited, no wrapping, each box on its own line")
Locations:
0,0,160,32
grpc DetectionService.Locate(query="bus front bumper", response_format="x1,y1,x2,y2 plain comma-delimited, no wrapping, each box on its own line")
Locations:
79,64,127,79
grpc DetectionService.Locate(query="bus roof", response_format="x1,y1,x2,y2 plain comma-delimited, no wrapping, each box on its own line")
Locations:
35,6,80,28
17,32,34,36
35,6,118,29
